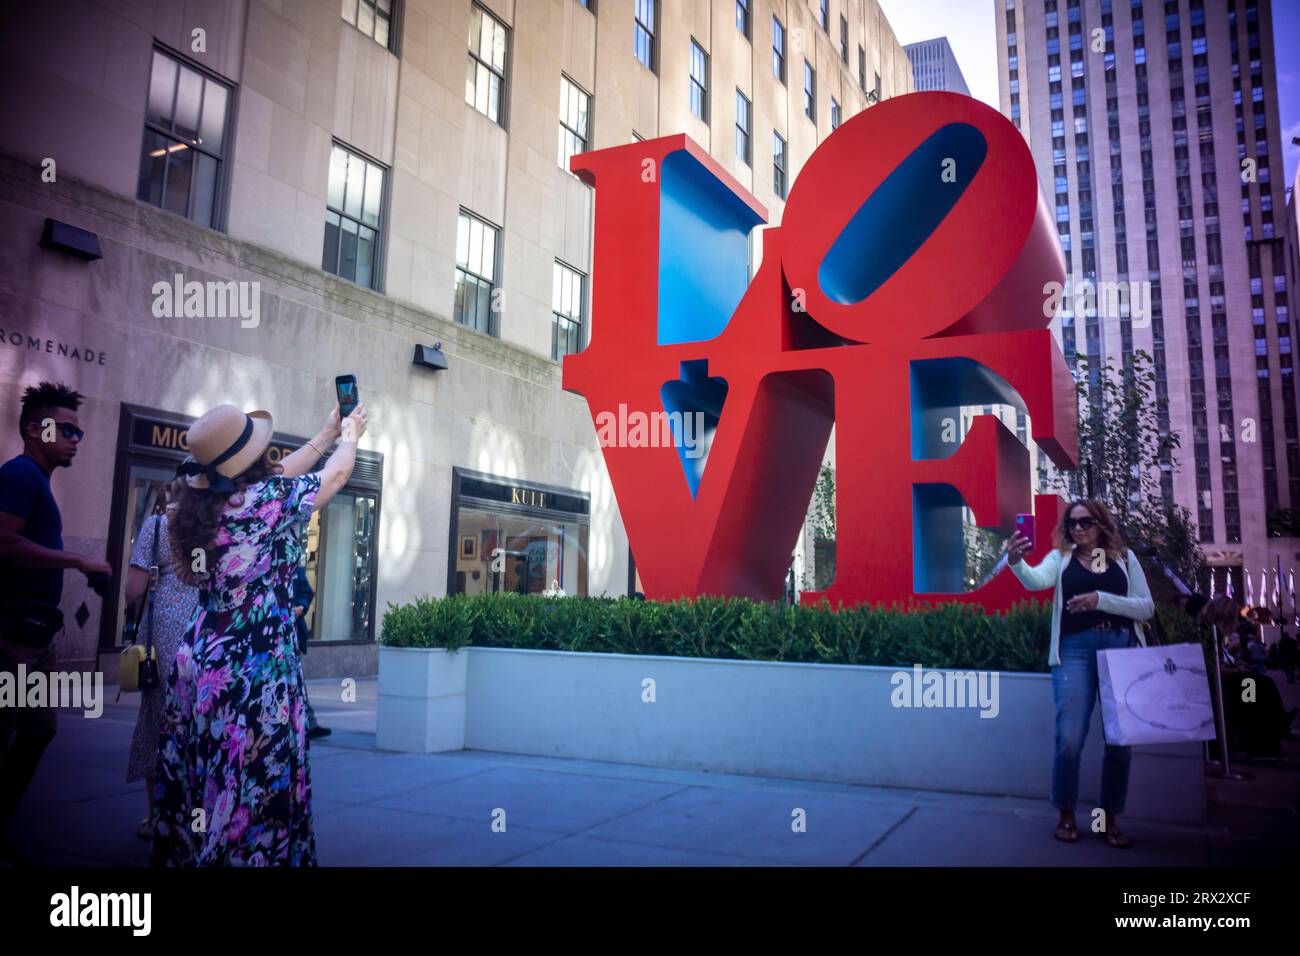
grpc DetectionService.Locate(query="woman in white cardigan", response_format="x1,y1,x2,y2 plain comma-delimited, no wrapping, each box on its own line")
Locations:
1007,498,1154,849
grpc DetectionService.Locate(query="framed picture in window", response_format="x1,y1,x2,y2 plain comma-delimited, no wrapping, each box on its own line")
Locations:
460,534,479,561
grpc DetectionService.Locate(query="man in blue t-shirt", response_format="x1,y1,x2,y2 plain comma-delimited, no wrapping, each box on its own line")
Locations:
0,382,111,860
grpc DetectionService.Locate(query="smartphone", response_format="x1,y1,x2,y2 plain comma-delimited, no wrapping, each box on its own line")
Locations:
1015,513,1036,551
335,374,359,418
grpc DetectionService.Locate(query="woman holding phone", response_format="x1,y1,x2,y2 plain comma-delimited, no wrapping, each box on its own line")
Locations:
152,399,367,866
1006,499,1154,849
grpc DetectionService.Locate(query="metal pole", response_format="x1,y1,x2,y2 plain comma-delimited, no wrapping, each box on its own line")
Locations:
1277,554,1286,623
1206,623,1250,780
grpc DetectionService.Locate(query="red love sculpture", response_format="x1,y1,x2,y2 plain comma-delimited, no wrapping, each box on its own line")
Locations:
565,91,1078,610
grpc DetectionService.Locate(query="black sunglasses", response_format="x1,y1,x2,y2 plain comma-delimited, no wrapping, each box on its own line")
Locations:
1065,516,1095,531
60,423,85,441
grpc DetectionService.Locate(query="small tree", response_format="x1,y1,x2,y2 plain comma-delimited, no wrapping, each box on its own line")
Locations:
1046,349,1204,601
964,524,1006,589
811,462,836,590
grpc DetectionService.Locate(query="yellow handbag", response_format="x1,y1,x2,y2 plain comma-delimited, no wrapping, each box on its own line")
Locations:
119,642,157,692
118,515,164,695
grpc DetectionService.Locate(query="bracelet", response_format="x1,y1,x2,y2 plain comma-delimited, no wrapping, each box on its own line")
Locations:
306,440,323,456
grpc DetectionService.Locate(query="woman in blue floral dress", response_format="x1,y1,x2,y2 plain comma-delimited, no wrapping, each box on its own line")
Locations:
125,490,199,838
152,401,367,866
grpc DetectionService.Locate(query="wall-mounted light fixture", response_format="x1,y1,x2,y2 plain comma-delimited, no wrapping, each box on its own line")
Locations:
413,342,448,372
40,218,102,260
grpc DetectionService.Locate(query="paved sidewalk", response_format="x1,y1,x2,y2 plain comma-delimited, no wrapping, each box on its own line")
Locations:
10,677,1298,866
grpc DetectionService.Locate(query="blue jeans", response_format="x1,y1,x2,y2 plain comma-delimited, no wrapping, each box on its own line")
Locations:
1051,625,1136,816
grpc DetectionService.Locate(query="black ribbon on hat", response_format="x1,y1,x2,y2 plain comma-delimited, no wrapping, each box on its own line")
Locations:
175,415,255,494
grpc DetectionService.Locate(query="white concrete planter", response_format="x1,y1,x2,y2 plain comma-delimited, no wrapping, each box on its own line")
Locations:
376,645,1205,823
376,646,468,753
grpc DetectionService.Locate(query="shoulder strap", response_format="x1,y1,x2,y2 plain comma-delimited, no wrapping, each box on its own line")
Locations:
143,514,162,654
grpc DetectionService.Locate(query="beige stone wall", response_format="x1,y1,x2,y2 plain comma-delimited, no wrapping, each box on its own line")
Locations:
0,151,626,674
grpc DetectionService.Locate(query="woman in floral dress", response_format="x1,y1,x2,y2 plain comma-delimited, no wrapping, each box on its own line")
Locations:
125,487,198,838
152,401,367,866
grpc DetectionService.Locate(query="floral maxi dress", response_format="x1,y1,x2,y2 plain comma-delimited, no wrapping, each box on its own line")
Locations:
152,474,321,866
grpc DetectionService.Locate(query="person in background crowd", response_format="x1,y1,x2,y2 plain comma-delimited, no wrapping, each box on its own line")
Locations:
290,561,329,739
123,481,198,839
1278,625,1298,685
0,382,112,865
1236,609,1271,675
1006,499,1155,850
1205,597,1299,762
152,400,367,866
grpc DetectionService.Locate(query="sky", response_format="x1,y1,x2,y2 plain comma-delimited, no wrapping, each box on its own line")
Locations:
878,0,1300,191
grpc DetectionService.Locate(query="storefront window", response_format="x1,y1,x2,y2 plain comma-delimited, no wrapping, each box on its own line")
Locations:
454,508,587,595
303,491,377,641
449,470,589,597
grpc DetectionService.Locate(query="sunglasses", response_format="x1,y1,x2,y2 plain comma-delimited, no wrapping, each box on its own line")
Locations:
1065,516,1096,531
60,423,85,441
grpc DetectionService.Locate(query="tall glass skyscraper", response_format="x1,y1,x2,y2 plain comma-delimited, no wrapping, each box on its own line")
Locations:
998,0,1294,581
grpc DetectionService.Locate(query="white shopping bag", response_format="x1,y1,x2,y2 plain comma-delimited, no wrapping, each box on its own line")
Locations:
1096,642,1216,746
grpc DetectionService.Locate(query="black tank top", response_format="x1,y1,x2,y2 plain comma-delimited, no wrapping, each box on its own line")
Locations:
1060,552,1130,635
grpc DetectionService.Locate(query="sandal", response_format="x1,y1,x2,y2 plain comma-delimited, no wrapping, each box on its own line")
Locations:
1054,819,1080,842
1102,827,1133,849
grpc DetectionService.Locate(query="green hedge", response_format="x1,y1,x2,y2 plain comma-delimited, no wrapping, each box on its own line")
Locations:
381,593,1205,673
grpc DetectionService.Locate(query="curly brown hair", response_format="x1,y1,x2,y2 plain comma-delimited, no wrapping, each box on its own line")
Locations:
1053,498,1126,563
169,458,282,586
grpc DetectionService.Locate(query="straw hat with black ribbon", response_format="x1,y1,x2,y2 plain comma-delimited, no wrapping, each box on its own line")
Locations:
175,404,274,493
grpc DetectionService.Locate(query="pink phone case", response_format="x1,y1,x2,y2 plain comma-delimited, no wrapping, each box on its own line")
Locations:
1015,513,1035,550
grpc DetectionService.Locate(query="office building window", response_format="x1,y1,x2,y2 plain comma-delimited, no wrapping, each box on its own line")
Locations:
818,0,828,31
552,261,585,360
690,41,709,121
773,16,786,83
840,15,848,63
831,98,841,129
466,4,508,125
635,0,655,70
735,91,751,165
804,61,816,120
341,0,394,50
773,131,787,199
859,46,867,91
736,0,750,38
558,76,590,171
323,143,385,290
454,210,500,336
137,48,231,228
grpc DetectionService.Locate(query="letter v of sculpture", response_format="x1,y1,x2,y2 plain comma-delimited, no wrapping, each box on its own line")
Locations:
564,92,1079,610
